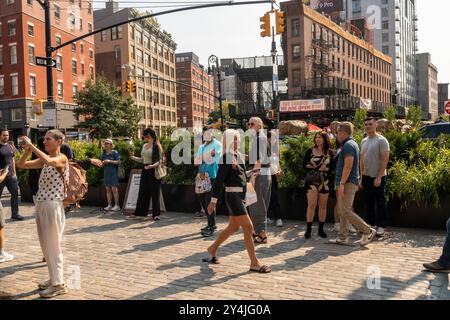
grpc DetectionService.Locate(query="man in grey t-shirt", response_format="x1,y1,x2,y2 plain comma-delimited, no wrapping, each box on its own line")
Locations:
360,117,390,237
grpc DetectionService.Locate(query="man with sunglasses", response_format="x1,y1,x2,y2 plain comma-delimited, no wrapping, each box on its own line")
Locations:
360,117,390,237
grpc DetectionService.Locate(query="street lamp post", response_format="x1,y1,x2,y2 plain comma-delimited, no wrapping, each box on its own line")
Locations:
208,55,224,130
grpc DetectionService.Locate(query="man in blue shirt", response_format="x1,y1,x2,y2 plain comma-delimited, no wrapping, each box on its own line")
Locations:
329,122,376,246
195,127,222,237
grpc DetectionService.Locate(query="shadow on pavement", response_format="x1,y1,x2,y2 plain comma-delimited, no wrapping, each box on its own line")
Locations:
0,261,45,279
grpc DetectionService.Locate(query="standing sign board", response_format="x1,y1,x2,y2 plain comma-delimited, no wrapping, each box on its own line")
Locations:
122,169,166,214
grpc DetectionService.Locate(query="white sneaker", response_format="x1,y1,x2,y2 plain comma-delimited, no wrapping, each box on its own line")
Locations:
104,205,113,211
275,219,283,227
358,228,377,247
331,223,340,232
111,205,121,212
377,227,386,237
39,284,69,298
0,251,14,263
349,224,357,234
328,237,349,245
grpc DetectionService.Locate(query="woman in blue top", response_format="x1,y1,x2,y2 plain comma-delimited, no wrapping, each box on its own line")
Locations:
101,139,121,212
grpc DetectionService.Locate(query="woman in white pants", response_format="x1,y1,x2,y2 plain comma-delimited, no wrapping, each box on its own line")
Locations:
17,130,69,298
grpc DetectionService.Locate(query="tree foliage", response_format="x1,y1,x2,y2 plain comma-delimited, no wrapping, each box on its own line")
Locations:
74,77,142,139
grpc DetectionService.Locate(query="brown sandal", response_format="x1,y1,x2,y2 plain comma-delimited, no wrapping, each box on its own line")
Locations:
253,234,268,244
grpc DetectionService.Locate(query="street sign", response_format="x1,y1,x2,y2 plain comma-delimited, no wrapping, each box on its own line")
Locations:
36,57,57,68
445,100,450,116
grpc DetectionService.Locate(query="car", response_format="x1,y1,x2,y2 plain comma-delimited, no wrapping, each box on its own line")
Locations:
420,123,450,139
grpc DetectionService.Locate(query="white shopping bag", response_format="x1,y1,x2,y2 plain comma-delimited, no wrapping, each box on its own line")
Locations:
245,182,258,207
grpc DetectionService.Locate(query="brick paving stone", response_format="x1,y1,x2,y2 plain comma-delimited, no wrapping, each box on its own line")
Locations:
0,203,449,300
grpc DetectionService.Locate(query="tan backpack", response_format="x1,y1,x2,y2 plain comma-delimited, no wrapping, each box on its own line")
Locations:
59,163,88,207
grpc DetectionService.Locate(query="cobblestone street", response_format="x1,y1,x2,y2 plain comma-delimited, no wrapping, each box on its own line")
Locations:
0,202,449,300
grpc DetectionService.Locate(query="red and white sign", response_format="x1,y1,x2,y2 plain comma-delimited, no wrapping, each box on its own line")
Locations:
445,100,450,116
280,99,326,113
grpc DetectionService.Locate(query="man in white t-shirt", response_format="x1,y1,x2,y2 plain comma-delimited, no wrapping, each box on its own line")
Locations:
360,117,390,237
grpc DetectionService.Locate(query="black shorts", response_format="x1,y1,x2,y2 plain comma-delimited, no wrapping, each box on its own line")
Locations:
225,192,248,216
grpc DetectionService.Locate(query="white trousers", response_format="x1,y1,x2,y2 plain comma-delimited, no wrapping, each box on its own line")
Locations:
35,201,66,286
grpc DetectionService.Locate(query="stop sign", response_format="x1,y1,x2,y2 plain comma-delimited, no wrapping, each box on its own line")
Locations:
446,100,450,116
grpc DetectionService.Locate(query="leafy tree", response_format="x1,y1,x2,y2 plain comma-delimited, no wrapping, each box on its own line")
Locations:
208,101,231,124
406,105,422,128
354,108,368,130
74,77,141,139
383,105,397,122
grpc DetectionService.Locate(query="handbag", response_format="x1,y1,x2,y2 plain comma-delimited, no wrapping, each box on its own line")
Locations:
245,182,258,207
305,154,326,185
154,148,167,180
195,173,212,194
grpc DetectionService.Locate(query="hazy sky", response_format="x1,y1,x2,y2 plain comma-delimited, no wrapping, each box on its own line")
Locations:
96,0,450,83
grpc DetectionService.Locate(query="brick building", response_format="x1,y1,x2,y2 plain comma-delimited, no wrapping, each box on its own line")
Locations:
0,0,95,139
175,52,214,128
94,1,177,136
280,2,392,122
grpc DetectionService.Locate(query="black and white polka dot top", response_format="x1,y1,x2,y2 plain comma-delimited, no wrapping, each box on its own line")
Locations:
36,164,69,202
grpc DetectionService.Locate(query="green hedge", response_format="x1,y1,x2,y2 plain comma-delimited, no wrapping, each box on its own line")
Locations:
15,131,450,209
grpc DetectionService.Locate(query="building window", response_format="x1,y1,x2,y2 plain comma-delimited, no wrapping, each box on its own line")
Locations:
131,46,135,59
292,69,301,87
54,4,61,19
69,14,76,29
30,75,36,96
137,49,143,64
81,62,85,76
0,76,4,95
382,21,389,30
88,23,93,33
11,74,18,95
291,18,300,37
28,45,35,64
144,36,150,49
0,23,2,37
292,45,301,60
6,0,15,5
11,109,23,122
72,60,77,74
8,20,16,36
145,53,150,66
56,35,61,46
382,33,389,42
352,0,361,14
56,55,62,70
111,26,122,40
90,66,94,80
114,46,121,61
136,31,142,44
100,30,107,42
10,44,17,64
57,82,63,98
79,18,83,31
72,85,78,97
88,2,92,14
80,44,84,54
28,23,34,36
382,46,389,54
71,43,76,52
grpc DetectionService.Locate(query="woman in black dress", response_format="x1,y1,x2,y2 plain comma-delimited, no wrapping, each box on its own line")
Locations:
303,132,335,239
204,130,271,273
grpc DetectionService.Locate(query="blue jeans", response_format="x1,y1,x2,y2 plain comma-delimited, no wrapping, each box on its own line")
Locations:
0,175,19,218
438,218,450,267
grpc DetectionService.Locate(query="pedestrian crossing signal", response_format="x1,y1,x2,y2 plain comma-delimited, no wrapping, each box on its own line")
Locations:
32,99,43,115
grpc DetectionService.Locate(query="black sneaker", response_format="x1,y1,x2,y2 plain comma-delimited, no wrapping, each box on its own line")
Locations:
423,261,450,273
201,225,217,232
201,227,216,238
11,215,24,221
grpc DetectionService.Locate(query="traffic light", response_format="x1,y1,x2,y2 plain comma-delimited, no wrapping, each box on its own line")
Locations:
122,81,130,93
275,10,285,34
32,99,43,115
260,12,271,38
266,110,275,121
129,80,136,93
